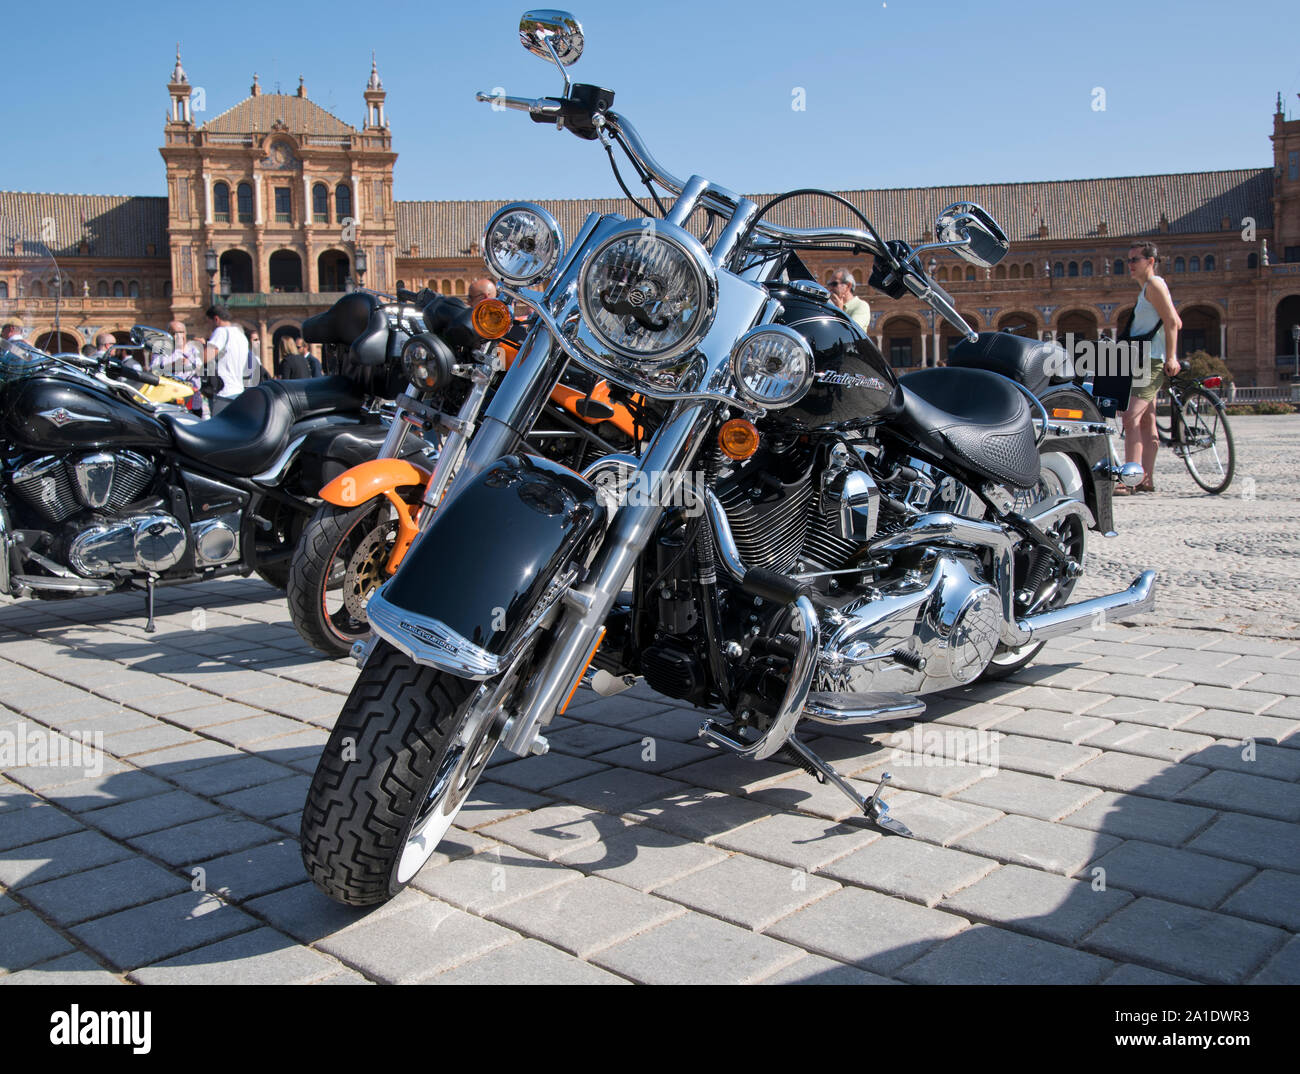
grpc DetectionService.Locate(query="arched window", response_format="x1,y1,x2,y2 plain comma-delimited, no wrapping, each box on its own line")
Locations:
426,279,438,289
63,279,74,296
97,280,109,296
113,281,124,297
1023,263,1034,278
1204,255,1215,271
128,281,140,298
1081,260,1093,276
441,278,452,292
213,181,230,221
1247,253,1258,269
30,281,43,297
1053,262,1064,278
236,182,253,222
1009,264,1021,279
0,282,7,299
1174,257,1185,272
934,267,948,281
1113,259,1125,275
994,265,1006,279
335,183,352,220
454,280,466,295
965,267,976,281
1189,256,1200,272
1068,261,1079,276
163,281,172,297
313,183,329,223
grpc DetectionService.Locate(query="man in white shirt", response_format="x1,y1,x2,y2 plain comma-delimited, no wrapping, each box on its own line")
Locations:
827,271,872,332
204,305,250,414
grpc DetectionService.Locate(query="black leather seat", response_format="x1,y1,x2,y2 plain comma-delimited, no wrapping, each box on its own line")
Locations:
894,367,1041,489
163,376,365,475
301,292,380,346
947,332,1073,396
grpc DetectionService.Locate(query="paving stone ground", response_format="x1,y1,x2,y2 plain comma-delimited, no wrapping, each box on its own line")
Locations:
0,416,1297,984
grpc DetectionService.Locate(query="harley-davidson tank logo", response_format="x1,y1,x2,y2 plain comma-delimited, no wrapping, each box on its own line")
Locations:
814,372,888,391
399,619,456,653
38,407,109,427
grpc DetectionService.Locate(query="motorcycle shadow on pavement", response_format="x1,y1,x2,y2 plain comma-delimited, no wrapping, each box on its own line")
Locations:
0,628,1295,983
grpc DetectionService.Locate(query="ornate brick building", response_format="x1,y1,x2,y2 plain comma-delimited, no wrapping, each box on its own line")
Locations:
3,60,1300,386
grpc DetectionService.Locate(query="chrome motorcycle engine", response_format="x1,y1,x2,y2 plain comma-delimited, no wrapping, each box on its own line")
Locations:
68,515,187,577
11,451,154,522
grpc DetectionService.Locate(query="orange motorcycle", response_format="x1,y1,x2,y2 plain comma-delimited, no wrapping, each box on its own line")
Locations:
287,288,641,657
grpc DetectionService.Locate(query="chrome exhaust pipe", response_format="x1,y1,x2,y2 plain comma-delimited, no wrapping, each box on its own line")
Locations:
1017,570,1156,642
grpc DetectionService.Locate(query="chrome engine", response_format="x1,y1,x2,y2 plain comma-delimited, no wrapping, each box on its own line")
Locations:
69,515,188,576
11,451,154,522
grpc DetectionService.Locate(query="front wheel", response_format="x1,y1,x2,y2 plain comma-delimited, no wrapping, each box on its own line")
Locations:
287,498,405,658
1175,387,1235,494
300,639,525,906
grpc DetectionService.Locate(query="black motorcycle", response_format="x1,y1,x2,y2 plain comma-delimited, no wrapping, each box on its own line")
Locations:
0,326,408,630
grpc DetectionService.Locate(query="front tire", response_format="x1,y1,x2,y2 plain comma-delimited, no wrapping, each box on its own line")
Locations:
300,640,513,906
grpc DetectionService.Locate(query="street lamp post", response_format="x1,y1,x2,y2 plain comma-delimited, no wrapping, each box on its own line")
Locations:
354,248,368,290
1291,323,1299,380
205,249,219,300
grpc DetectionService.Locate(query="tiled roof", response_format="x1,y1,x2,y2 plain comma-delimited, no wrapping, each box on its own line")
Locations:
202,93,355,136
0,192,168,259
396,168,1274,259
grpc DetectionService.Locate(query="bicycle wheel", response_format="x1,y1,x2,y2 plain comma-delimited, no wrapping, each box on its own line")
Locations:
1176,387,1235,494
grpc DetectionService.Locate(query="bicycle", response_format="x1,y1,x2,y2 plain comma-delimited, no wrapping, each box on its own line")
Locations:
1154,372,1236,494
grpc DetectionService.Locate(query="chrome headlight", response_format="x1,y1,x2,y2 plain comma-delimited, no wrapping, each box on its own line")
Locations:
577,220,717,368
483,203,564,286
729,326,814,409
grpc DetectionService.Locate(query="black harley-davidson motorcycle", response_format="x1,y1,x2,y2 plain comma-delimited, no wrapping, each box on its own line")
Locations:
0,326,413,629
300,10,1157,906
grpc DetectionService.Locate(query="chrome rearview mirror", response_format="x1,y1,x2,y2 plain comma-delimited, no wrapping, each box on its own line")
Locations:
935,202,1009,268
520,10,585,71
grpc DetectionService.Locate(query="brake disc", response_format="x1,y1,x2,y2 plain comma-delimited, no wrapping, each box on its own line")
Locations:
343,521,396,620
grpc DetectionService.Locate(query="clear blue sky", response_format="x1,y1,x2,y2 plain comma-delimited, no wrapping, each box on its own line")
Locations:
3,0,1297,201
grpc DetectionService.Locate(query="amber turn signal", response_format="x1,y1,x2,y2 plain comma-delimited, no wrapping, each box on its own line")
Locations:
471,299,512,339
718,418,760,460
1050,407,1084,420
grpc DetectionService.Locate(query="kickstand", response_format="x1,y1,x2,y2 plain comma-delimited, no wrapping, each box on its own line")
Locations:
143,577,157,634
784,736,914,839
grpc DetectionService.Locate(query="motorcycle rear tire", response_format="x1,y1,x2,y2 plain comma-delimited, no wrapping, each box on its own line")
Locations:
300,640,498,906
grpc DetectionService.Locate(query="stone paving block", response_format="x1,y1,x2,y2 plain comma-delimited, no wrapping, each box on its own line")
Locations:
1179,709,1300,747
987,710,1116,745
453,782,550,830
865,790,1004,847
653,852,839,931
488,752,609,793
574,695,677,729
18,856,189,926
1000,663,1111,690
952,768,1100,822
629,788,771,843
5,750,133,793
128,738,244,774
665,753,801,796
128,926,346,985
1084,697,1204,729
478,804,632,862
710,811,880,873
1085,840,1256,909
1242,672,1300,696
0,910,76,971
590,737,717,775
766,887,967,976
989,736,1101,779
0,800,84,851
1082,897,1287,985
79,788,223,840
901,923,1113,984
749,774,863,823
1077,674,1192,702
920,701,1024,730
547,768,692,815
215,775,313,820
1187,813,1300,873
941,863,1131,944
1151,661,1264,689
755,953,896,985
152,701,264,728
1102,963,1197,984
1259,694,1300,720
1221,870,1300,931
195,839,306,902
488,876,686,958
555,818,729,892
71,890,258,972
203,715,311,748
953,814,1120,876
410,844,581,914
1250,936,1300,984
625,707,713,743
590,910,803,984
166,755,296,797
1202,637,1298,658
0,828,134,889
40,709,154,736
997,686,1113,714
1081,723,1218,762
36,770,174,814
822,838,997,907
1189,739,1300,782
545,723,644,758
1174,769,1300,822
129,813,282,867
314,897,518,984
1170,685,1283,715
244,883,428,944
99,724,203,758
0,951,123,985
429,937,628,985
1064,751,1208,799
853,754,991,796
1058,790,1215,847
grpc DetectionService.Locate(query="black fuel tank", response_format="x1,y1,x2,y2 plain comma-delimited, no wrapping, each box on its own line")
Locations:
1,375,172,453
762,283,899,432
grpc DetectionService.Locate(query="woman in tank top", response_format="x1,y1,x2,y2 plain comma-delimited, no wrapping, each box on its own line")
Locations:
1116,241,1181,494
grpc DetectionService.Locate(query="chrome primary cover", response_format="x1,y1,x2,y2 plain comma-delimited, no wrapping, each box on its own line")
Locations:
68,515,187,576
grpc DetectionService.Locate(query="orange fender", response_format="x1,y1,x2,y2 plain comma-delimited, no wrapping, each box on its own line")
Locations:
319,458,432,574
